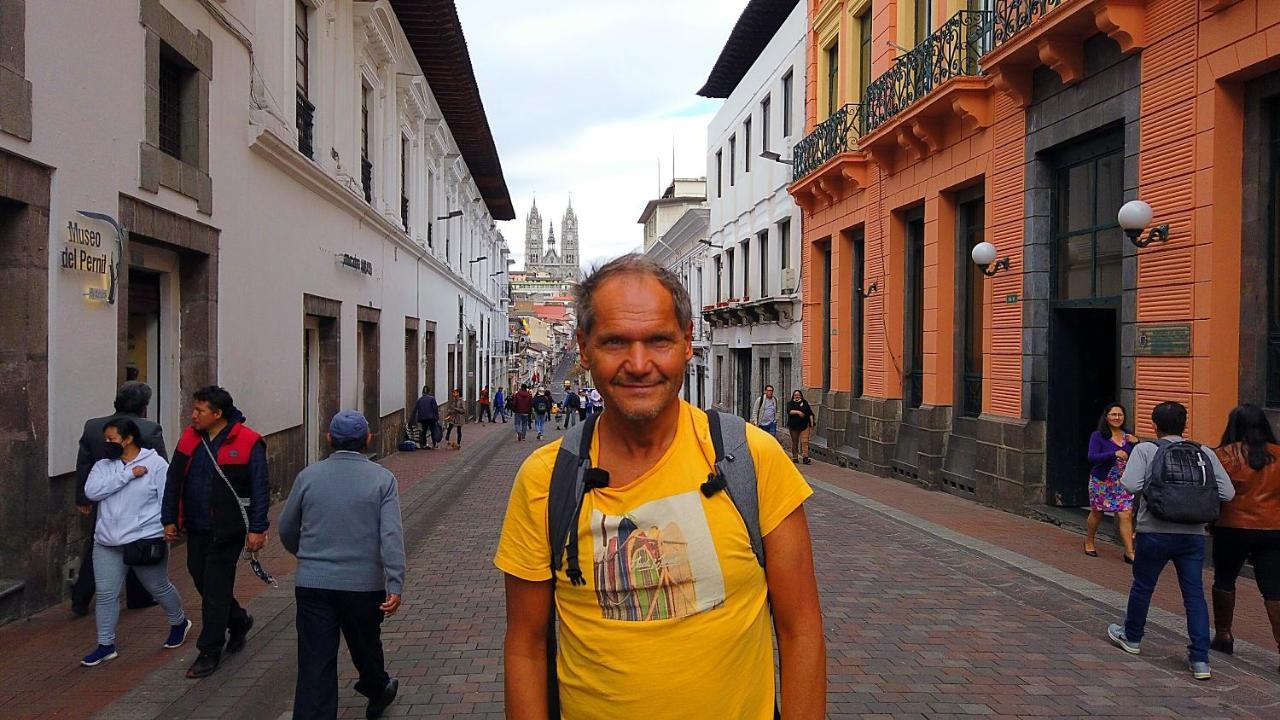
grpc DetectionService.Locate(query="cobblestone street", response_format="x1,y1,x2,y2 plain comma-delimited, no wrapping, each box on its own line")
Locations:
7,421,1280,718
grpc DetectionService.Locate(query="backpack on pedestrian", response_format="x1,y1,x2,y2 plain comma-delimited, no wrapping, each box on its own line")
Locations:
541,409,765,716
1143,438,1221,524
534,396,549,415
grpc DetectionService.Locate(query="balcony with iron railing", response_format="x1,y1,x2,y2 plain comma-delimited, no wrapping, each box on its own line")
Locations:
792,103,864,181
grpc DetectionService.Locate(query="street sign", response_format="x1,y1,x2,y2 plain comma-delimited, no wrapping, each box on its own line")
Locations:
1136,323,1192,357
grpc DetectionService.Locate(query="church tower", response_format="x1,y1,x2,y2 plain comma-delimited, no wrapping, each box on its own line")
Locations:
525,199,543,267
561,198,579,273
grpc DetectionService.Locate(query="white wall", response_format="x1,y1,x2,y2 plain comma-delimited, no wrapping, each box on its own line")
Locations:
2,0,509,475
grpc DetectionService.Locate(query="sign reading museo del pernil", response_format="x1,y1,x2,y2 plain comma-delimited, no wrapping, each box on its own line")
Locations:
1136,323,1192,357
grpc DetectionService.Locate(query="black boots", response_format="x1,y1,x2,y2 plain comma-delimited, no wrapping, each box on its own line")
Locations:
1211,588,1235,654
366,677,399,719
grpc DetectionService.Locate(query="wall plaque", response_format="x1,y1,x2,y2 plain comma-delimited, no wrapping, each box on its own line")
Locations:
1136,323,1192,357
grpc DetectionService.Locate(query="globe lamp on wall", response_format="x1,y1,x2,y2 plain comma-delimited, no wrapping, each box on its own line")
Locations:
1117,200,1169,248
971,241,1010,277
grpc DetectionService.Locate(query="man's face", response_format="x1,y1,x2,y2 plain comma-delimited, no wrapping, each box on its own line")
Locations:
577,273,692,424
191,400,222,431
765,386,774,399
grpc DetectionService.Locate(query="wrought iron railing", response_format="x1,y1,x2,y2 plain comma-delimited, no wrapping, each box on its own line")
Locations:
792,103,864,180
296,92,315,159
990,0,1066,48
862,10,994,133
361,156,373,204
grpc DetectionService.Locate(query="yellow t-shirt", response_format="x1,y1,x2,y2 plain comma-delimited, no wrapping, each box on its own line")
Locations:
495,400,813,719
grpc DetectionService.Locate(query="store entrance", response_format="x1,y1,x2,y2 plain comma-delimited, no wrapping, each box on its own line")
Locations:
126,269,163,421
1047,306,1118,507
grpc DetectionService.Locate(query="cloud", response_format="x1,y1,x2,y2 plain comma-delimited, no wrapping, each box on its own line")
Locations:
456,0,747,268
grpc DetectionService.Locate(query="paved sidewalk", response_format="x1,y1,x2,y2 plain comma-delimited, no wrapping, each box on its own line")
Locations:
0,419,508,720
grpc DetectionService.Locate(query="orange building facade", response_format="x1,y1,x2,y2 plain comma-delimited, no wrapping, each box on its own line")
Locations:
790,0,1280,512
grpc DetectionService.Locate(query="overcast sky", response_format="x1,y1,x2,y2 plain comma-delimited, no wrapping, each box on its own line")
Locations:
456,0,748,269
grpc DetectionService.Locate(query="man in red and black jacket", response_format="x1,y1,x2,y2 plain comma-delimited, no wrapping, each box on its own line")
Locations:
162,385,269,679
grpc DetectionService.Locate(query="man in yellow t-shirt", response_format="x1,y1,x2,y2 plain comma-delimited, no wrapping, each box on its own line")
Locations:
496,254,825,719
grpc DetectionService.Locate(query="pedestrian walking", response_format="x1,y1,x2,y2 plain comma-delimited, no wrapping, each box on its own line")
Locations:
577,389,589,423
752,384,779,440
563,387,580,429
72,382,168,616
1107,401,1235,680
588,386,603,416
1209,403,1280,669
79,417,191,667
444,388,466,450
496,254,824,718
493,387,507,423
786,390,816,464
279,410,405,720
478,386,493,423
1085,403,1138,563
532,390,551,440
408,385,440,450
511,384,534,441
161,385,269,679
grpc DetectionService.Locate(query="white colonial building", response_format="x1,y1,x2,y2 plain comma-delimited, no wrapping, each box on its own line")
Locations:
0,0,511,621
697,0,806,420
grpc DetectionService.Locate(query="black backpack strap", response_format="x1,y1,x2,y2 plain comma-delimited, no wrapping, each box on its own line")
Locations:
703,409,765,568
547,413,598,578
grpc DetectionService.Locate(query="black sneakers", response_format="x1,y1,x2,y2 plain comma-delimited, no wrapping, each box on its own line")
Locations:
366,677,399,719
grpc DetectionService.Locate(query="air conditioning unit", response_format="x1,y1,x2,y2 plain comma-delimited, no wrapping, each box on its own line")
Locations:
780,268,799,294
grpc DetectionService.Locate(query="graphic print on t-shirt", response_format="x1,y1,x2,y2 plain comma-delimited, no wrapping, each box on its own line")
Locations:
590,491,725,621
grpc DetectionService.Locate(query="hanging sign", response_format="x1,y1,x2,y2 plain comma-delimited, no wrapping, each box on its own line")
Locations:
61,212,124,303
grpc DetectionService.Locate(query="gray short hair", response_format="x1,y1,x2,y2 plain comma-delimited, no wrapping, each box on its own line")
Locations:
114,381,152,415
574,254,691,337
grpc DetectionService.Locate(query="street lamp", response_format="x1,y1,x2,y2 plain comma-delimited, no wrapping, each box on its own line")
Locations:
697,239,724,249
1117,200,1169,249
436,209,463,220
760,150,793,165
971,241,1011,277
468,256,488,264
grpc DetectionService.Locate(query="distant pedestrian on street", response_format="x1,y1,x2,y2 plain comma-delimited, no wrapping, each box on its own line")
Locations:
752,384,780,440
1084,403,1138,562
478,386,493,423
1107,401,1235,680
72,381,168,616
511,384,534,441
786,390,816,464
408,385,440,450
444,388,467,450
162,385,269,679
79,417,191,667
279,410,405,720
493,387,507,423
576,389,589,423
588,387,603,416
1209,404,1280,668
496,254,824,718
563,387,580,429
532,390,551,440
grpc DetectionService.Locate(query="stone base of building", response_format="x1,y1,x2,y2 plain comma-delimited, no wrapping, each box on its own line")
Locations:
263,423,306,499
892,405,952,490
810,390,851,462
377,409,405,459
974,414,1046,513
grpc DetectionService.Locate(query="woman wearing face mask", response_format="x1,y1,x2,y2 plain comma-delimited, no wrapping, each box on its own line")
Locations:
80,418,190,667
786,390,816,464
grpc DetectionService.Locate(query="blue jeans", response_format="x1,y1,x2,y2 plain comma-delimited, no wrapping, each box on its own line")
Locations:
1123,532,1210,663
759,421,777,437
534,413,547,435
564,409,578,428
514,413,530,437
93,541,185,646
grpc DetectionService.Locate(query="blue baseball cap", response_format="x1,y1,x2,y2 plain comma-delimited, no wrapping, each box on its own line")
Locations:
329,410,369,441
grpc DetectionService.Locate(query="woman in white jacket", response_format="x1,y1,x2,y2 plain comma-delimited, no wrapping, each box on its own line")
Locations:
80,418,190,667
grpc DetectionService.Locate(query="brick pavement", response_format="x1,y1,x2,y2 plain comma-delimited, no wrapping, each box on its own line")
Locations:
11,414,1280,718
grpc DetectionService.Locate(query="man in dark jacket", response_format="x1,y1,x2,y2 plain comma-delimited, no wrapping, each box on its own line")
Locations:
71,382,168,615
511,384,534,441
162,385,269,679
408,385,440,449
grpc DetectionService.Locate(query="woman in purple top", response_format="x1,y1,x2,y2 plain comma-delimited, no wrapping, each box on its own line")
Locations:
1085,402,1139,562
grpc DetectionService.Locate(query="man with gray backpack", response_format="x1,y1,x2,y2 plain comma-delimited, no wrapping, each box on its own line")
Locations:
1107,401,1235,680
494,255,825,719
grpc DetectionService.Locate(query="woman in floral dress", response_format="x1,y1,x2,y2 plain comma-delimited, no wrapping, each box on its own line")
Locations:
1085,403,1138,563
